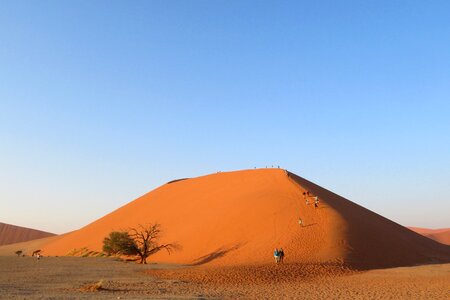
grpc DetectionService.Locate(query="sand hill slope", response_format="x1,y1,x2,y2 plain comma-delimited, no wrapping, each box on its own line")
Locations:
0,222,55,246
408,227,450,246
0,235,62,256
42,169,450,269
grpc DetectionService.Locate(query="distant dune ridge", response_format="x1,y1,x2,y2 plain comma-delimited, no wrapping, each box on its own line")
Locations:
408,227,450,246
0,222,55,246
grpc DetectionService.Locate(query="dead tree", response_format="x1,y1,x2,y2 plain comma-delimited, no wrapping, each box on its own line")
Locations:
103,223,178,264
128,223,177,264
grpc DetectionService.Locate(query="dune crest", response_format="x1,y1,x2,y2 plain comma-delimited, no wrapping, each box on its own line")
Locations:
41,169,450,268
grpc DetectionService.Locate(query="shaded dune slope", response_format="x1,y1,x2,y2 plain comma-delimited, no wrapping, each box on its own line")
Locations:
42,169,450,269
287,173,450,269
0,222,55,246
408,227,450,246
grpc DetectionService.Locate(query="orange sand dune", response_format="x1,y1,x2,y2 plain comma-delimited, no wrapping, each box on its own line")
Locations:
0,222,55,246
408,227,450,245
42,169,450,269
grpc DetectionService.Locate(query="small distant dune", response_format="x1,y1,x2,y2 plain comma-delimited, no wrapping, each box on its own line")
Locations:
0,235,62,256
0,222,55,246
408,227,450,245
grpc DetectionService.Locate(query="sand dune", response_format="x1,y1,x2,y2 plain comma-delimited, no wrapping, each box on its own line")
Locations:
408,227,450,245
0,222,55,246
0,235,62,256
41,169,449,269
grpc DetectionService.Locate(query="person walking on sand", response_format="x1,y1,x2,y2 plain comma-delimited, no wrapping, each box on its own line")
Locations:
314,196,319,208
274,248,280,264
36,253,41,261
279,248,285,264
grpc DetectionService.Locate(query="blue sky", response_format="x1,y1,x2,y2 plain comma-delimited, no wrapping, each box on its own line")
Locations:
1,1,449,233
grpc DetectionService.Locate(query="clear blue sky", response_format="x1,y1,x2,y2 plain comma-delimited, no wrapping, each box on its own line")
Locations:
1,1,449,233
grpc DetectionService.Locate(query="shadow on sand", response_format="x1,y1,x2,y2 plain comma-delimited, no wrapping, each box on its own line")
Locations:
287,171,450,270
301,223,317,228
166,178,190,184
190,245,241,266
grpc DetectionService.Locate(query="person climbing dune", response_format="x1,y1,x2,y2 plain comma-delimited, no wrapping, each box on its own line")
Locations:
314,196,319,208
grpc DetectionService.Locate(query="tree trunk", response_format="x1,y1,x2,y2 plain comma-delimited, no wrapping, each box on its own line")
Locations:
139,254,147,264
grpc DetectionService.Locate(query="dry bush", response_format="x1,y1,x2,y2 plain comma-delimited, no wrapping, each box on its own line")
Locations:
79,280,104,292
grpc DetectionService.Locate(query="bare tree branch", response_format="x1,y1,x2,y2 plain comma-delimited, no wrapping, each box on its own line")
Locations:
104,223,179,264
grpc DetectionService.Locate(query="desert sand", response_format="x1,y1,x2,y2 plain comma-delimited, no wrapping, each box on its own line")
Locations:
0,222,55,246
40,169,449,269
1,168,449,299
0,256,449,299
409,227,450,245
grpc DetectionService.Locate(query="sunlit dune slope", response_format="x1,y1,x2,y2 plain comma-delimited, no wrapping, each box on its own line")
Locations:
408,227,450,246
0,222,55,246
42,169,450,268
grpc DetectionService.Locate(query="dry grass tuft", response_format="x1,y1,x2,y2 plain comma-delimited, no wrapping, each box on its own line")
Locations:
79,280,105,292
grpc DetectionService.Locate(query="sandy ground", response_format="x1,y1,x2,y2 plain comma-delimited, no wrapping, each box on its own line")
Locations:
0,257,449,299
